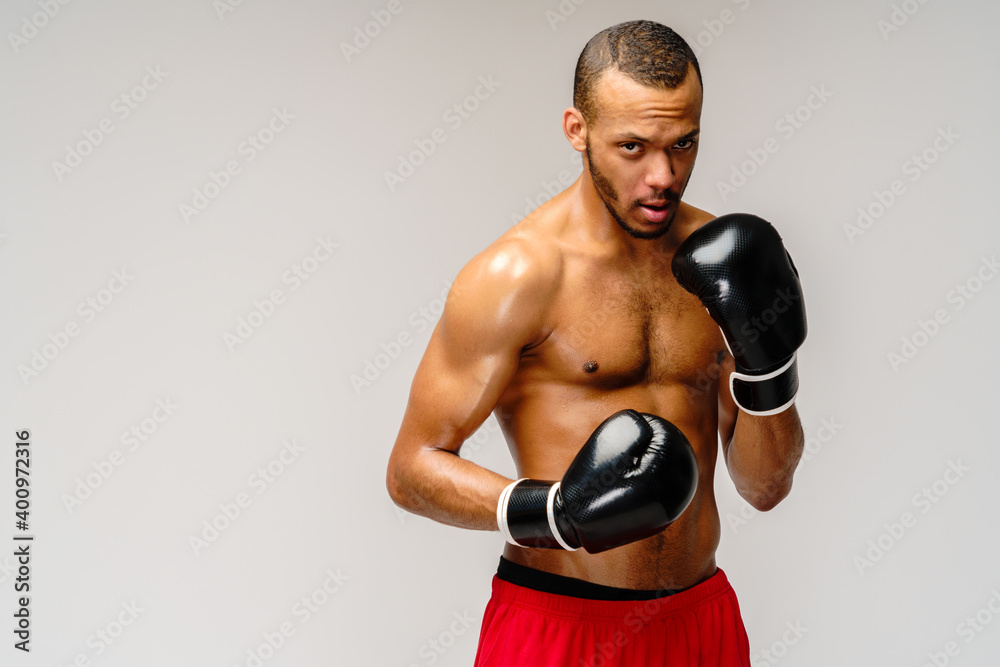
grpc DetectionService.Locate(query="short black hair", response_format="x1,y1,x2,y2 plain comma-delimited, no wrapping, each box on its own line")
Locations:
573,20,702,123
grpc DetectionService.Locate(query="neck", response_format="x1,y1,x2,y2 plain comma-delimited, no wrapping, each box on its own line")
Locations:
566,170,684,260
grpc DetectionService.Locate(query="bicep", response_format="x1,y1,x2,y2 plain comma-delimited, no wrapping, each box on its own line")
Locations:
392,246,553,458
397,319,521,456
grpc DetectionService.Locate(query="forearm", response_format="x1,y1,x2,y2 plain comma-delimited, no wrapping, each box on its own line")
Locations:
725,405,804,511
387,446,512,531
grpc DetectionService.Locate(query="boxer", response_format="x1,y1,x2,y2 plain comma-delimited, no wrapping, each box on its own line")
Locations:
387,20,806,666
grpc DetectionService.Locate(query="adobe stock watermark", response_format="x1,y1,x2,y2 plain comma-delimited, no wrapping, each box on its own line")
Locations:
340,0,418,62
213,0,251,21
887,252,997,372
560,249,678,358
544,0,589,31
509,152,582,225
383,75,501,192
678,285,804,402
51,65,169,182
727,416,843,534
403,610,477,667
179,107,295,223
394,415,505,525
61,398,179,514
844,126,959,244
16,268,134,385
729,289,801,355
576,585,749,667
751,620,808,666
877,0,934,41
853,459,970,575
688,0,753,56
716,84,833,202
920,587,1000,667
54,600,145,667
188,438,306,557
8,0,74,54
0,555,17,586
351,279,452,395
578,601,663,666
233,567,349,667
223,235,339,352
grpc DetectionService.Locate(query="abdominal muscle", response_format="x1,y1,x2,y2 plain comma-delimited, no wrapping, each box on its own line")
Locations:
496,381,724,592
501,492,721,591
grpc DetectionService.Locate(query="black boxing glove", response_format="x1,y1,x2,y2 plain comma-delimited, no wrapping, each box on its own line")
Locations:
497,410,698,554
672,213,807,415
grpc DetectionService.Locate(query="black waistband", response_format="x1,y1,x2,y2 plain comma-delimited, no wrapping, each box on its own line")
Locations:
496,557,684,601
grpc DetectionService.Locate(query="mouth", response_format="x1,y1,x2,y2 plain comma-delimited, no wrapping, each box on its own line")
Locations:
637,201,671,223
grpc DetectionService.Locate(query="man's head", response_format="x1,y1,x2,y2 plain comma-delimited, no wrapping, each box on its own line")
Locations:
564,21,703,240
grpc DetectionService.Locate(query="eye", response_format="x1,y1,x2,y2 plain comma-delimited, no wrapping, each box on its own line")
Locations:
620,142,642,154
674,138,697,150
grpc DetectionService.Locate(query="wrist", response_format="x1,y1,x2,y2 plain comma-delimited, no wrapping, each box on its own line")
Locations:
730,354,799,416
497,478,579,550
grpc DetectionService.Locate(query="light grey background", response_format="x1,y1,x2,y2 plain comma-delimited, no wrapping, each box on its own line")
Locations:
2,0,998,665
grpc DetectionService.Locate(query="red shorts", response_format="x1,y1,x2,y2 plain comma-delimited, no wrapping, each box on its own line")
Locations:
474,568,750,666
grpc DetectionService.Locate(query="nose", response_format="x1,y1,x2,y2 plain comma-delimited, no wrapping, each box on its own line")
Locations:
645,152,676,191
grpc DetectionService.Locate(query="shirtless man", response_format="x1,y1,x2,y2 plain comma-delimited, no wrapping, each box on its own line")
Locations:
386,20,806,666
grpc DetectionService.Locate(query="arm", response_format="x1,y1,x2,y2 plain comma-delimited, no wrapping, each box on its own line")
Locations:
673,213,808,511
718,353,804,511
385,240,557,531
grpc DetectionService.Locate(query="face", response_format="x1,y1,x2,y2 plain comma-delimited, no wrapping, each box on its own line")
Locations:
578,66,702,239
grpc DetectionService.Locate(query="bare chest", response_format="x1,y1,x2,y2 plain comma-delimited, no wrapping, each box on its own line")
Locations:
532,263,725,390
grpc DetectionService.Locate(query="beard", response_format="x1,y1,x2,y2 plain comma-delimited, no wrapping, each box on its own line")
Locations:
586,141,681,240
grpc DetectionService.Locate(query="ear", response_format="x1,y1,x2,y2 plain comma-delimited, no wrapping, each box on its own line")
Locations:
562,107,588,152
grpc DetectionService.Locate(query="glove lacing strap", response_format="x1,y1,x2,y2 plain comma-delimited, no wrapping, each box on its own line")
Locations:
496,478,526,547
497,478,579,551
729,353,798,416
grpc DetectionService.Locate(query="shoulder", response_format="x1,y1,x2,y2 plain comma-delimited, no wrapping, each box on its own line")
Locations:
670,201,717,246
444,224,564,347
456,225,562,296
